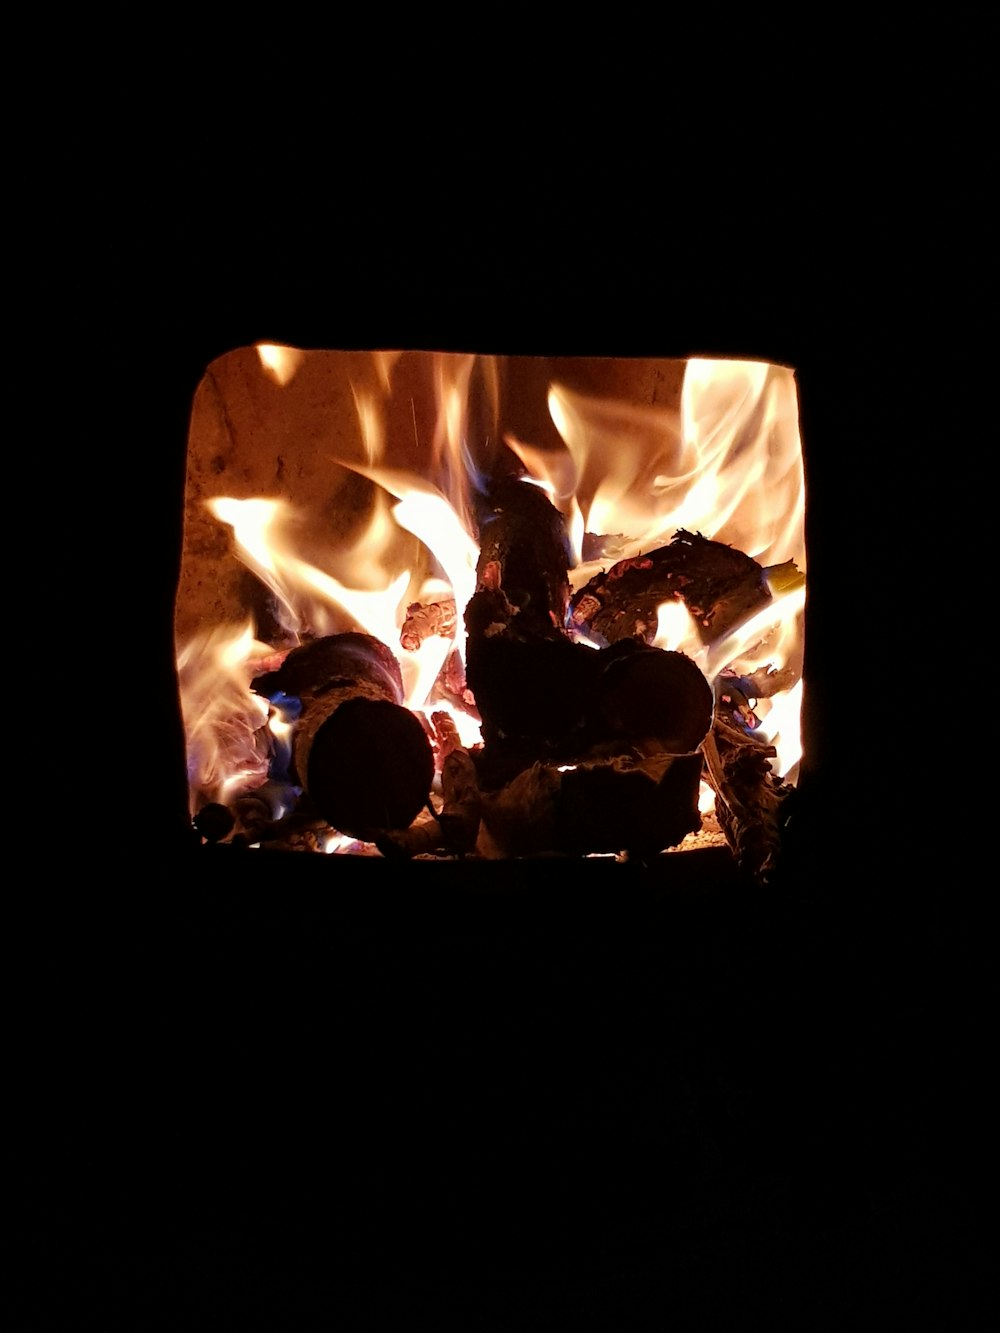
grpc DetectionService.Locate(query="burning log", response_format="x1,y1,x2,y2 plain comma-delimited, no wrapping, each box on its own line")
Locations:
569,529,784,647
374,748,483,860
480,750,705,859
464,477,584,771
465,564,715,855
590,639,715,756
466,584,714,792
475,475,573,633
252,631,435,840
701,713,794,882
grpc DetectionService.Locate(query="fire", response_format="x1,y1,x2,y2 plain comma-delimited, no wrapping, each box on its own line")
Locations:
176,622,272,811
257,343,304,387
176,349,807,854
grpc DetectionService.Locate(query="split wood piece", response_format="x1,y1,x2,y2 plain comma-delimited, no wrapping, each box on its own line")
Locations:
701,714,795,883
480,750,704,859
252,631,435,839
400,598,457,651
569,529,783,648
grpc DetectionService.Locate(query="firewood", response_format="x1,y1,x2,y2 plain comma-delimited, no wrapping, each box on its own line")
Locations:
465,597,714,790
569,529,780,647
399,598,458,650
701,714,794,882
374,748,483,859
480,749,704,859
464,585,596,775
252,631,435,839
474,476,573,634
588,639,715,756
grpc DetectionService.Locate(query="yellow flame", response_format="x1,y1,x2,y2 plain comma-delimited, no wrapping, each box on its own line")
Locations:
336,463,480,667
256,343,304,387
758,679,803,780
176,622,272,811
653,598,702,657
679,359,805,569
352,387,384,464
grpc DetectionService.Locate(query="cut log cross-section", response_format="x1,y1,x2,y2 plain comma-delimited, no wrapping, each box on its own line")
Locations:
252,632,435,840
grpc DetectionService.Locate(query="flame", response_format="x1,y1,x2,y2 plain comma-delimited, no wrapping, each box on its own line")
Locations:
257,343,304,387
679,359,805,569
207,494,411,648
653,597,702,658
176,622,272,811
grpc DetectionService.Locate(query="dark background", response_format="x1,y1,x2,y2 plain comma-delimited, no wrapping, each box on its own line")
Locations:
25,47,985,1330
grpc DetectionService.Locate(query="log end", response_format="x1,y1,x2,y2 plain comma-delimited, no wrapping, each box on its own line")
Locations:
305,697,435,839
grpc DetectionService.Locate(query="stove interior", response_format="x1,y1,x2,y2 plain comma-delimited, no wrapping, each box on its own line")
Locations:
175,348,807,880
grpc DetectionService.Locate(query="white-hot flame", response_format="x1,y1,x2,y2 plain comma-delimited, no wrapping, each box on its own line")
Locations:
257,343,304,387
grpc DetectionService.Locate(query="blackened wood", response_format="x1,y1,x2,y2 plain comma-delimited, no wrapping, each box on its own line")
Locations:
466,593,714,789
374,749,482,859
589,639,715,756
474,476,573,634
252,632,434,839
701,714,794,883
569,529,776,647
464,584,597,778
252,630,404,706
481,750,704,858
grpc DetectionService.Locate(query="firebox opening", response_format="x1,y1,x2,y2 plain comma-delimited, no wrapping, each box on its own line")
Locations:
175,349,806,882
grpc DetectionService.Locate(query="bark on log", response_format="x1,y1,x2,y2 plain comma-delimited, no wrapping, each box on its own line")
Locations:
569,529,778,647
481,750,704,859
252,632,434,839
701,714,794,882
474,476,573,634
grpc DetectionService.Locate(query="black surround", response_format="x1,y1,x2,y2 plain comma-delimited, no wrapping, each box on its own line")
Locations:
34,176,980,1328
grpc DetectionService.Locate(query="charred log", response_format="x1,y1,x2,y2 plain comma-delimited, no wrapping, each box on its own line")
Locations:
569,529,781,647
466,588,713,790
375,749,483,860
480,750,704,859
464,585,596,779
252,631,435,840
701,714,795,882
591,639,715,756
474,476,573,635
